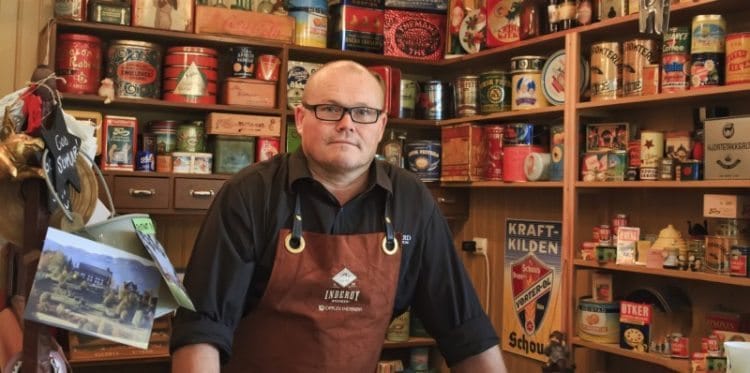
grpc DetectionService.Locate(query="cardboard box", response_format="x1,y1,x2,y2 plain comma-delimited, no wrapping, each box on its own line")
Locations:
222,78,277,108
384,9,445,61
619,288,691,352
206,113,281,137
706,311,750,333
703,194,750,219
132,0,194,32
705,115,750,180
101,115,137,171
368,66,401,118
329,5,384,53
440,123,485,182
194,5,295,43
585,122,629,152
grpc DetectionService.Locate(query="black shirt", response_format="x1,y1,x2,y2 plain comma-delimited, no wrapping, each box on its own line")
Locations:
170,150,499,366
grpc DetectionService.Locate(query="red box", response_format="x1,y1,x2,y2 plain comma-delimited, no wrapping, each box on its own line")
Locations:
384,9,445,61
706,311,750,333
441,123,485,182
101,115,137,171
368,66,401,118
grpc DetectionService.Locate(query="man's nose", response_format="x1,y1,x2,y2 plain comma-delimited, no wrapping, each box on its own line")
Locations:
334,112,356,132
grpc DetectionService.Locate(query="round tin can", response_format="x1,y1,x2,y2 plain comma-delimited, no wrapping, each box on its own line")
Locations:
255,54,281,81
417,80,445,120
479,70,511,114
663,27,691,55
511,55,548,110
290,8,328,48
659,157,675,180
107,40,162,99
135,151,155,172
176,122,206,152
56,33,102,94
691,14,726,54
406,140,441,182
639,130,664,168
678,160,703,180
503,123,545,145
172,152,193,174
164,46,218,104
578,297,620,344
612,213,628,237
399,79,417,119
503,145,544,182
524,152,551,181
690,53,724,88
192,152,213,174
725,33,750,85
549,125,564,181
623,38,658,96
485,125,504,181
256,136,280,162
149,120,177,155
662,53,690,93
230,46,255,78
453,75,479,117
590,41,622,101
541,50,565,105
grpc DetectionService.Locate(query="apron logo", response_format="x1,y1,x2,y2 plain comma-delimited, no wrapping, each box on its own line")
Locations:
332,268,357,287
319,267,363,312
511,254,553,336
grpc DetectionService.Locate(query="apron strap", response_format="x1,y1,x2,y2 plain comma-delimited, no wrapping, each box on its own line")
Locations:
382,197,398,255
285,193,305,253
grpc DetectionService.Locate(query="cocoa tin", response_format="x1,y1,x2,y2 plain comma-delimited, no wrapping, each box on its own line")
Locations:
106,40,162,99
56,33,102,94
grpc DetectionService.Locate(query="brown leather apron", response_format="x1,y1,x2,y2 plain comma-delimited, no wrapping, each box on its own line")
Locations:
223,194,402,372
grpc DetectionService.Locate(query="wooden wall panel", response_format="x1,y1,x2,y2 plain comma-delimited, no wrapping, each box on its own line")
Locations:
0,0,53,93
153,215,204,269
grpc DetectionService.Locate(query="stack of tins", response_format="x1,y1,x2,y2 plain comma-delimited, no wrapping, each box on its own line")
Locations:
622,38,659,96
690,15,725,88
163,46,218,104
55,33,102,94
661,27,691,93
510,56,548,110
106,40,162,99
502,123,547,182
289,0,328,48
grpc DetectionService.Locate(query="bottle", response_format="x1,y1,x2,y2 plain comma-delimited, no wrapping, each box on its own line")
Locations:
382,130,405,168
547,0,560,33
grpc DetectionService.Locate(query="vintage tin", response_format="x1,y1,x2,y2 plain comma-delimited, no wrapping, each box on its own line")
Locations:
661,53,690,93
658,157,675,180
641,64,659,95
222,78,277,107
176,122,206,152
623,38,658,96
287,60,323,109
691,15,726,54
410,347,429,371
399,79,417,119
729,245,750,277
384,9,446,61
163,46,218,103
140,133,156,154
149,120,177,155
132,0,194,32
479,70,511,114
256,136,281,162
164,66,218,82
486,0,521,47
663,27,690,55
230,46,255,78
549,125,564,181
386,311,410,342
406,140,441,182
156,154,172,173
627,139,640,167
511,55,548,110
503,123,539,145
541,50,568,105
172,152,193,174
590,42,622,101
106,40,162,99
485,125,504,181
55,0,86,21
453,75,479,117
192,152,213,174
607,150,627,181
503,145,544,182
88,0,131,25
524,152,551,181
417,80,445,120
135,150,155,172
625,167,639,180
639,130,664,168
690,53,724,88
678,160,703,180
639,167,657,181
55,33,102,94
704,235,744,275
329,4,385,53
290,8,328,48
725,33,750,85
256,54,281,81
578,297,620,344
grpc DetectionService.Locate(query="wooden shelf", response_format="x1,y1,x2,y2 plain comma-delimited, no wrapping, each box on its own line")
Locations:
103,170,232,180
572,337,690,372
442,181,564,188
574,259,750,287
287,44,445,74
61,93,283,116
574,180,750,189
437,106,564,126
69,355,170,367
381,337,436,349
577,84,750,112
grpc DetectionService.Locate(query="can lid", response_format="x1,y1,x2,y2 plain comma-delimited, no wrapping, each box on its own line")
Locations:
58,33,102,43
167,46,218,56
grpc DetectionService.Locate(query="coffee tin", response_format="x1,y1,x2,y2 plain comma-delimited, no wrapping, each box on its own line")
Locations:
478,70,510,114
591,42,622,101
256,54,281,81
511,55,548,110
230,46,255,78
661,53,690,93
417,80,445,120
623,38,658,96
107,40,162,99
691,14,726,54
406,140,441,182
192,152,213,174
578,297,620,344
690,53,724,88
56,33,102,94
453,75,479,117
399,79,417,119
484,125,504,181
663,27,690,55
725,33,750,85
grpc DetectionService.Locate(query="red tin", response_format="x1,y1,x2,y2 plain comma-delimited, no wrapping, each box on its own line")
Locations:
256,54,281,81
163,46,218,103
256,137,281,162
384,9,445,61
163,79,217,95
56,33,102,94
164,66,218,81
368,65,402,118
485,125,505,181
164,47,219,69
502,144,543,182
163,91,216,104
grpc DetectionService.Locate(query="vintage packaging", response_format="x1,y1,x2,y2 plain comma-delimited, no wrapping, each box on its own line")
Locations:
441,124,485,182
616,226,640,264
663,130,691,162
384,0,447,10
485,0,520,48
445,1,486,56
132,0,194,32
206,113,281,137
221,78,277,108
290,8,328,48
88,0,131,25
592,272,613,303
578,297,620,344
287,61,323,109
256,136,281,162
55,0,86,21
619,288,691,352
704,235,742,275
590,41,622,101
703,194,750,220
101,115,137,171
368,66,402,118
56,33,103,95
622,38,658,97
704,115,750,180
585,122,629,152
706,311,750,333
329,4,385,53
194,5,295,43
384,9,445,61
725,32,750,85
107,40,163,99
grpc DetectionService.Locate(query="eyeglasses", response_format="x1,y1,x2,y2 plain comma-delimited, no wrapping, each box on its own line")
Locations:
302,103,383,124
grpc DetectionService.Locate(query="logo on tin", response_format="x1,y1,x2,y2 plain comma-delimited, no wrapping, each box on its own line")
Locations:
511,254,553,336
394,19,441,57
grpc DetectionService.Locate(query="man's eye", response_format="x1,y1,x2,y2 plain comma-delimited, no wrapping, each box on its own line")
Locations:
320,105,341,113
352,108,372,116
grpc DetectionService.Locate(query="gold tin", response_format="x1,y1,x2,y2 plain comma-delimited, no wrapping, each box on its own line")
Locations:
691,15,726,54
590,41,622,101
623,38,658,96
510,55,548,110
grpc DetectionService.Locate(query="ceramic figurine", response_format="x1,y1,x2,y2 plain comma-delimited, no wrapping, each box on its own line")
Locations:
543,330,575,372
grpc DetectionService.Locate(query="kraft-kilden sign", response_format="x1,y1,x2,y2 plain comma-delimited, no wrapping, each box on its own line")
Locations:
502,218,562,362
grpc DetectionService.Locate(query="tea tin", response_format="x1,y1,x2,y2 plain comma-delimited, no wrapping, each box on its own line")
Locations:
106,40,162,99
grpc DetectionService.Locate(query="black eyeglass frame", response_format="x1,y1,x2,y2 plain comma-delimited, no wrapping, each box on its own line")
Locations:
301,103,383,124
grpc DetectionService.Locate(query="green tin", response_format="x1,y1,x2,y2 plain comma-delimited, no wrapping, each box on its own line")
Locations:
177,121,206,152
479,70,511,114
286,122,301,153
211,135,255,174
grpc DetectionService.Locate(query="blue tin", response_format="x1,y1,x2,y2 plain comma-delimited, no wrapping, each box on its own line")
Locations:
136,151,155,172
678,160,703,181
503,123,547,145
406,140,441,182
287,0,328,10
230,46,255,78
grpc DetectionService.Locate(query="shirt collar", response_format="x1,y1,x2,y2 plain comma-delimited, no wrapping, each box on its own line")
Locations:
288,149,393,195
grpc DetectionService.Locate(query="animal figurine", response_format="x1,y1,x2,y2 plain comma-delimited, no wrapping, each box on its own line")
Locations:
98,78,115,104
543,330,575,372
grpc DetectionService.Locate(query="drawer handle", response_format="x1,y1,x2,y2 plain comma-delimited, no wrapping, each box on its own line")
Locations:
437,197,456,204
129,188,156,197
190,189,215,198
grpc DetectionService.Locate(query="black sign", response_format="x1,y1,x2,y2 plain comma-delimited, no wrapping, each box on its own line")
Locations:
41,106,81,212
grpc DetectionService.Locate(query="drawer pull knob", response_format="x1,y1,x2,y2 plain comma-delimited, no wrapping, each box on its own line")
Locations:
190,189,215,198
437,197,456,204
129,188,156,197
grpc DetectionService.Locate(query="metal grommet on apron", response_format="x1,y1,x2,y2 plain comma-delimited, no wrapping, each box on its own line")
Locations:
382,213,399,255
285,194,307,253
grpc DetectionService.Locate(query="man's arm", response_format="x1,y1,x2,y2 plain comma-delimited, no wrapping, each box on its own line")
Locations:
171,343,220,373
452,345,507,373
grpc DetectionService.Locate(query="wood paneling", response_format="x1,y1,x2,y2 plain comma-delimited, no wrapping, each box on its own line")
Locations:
0,0,53,93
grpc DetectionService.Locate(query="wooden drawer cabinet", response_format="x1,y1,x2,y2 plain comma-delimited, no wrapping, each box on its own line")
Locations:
174,178,225,210
113,175,170,210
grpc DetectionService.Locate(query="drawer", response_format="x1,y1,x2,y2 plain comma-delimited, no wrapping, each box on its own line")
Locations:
113,176,170,210
174,178,225,210
429,187,469,219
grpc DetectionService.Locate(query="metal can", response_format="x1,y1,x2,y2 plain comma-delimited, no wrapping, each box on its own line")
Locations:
625,167,639,180
255,54,281,81
140,133,156,154
663,27,691,55
730,245,750,277
678,160,703,180
290,8,328,48
149,120,177,155
479,70,511,114
484,125,504,181
163,46,218,104
511,56,548,110
55,33,102,94
503,145,544,182
659,157,675,180
639,167,657,181
623,38,658,96
627,139,640,167
230,46,255,78
55,0,86,21
453,75,479,117
725,33,750,85
406,140,441,182
256,137,280,162
662,53,690,93
176,122,206,152
612,213,629,237
578,297,620,344
590,42,622,101
107,40,162,99
690,53,724,88
599,224,611,243
639,130,664,168
135,150,155,172
691,14,726,54
550,125,564,181
503,123,539,145
417,80,445,120
399,79,417,119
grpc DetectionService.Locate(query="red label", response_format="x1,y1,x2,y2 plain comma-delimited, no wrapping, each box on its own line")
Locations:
117,61,157,85
344,7,384,34
730,254,748,276
619,301,651,324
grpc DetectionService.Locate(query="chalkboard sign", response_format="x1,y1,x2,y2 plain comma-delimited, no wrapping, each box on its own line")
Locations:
41,106,81,211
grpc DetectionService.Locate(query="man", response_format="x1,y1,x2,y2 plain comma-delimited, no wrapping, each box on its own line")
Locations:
170,60,507,372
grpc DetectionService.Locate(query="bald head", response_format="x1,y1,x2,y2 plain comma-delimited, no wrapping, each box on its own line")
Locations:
302,60,386,109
